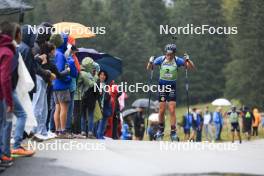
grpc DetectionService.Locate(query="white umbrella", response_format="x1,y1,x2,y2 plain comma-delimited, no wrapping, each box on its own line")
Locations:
212,98,231,106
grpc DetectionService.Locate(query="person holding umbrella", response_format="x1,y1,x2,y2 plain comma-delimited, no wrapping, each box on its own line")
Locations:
146,44,194,141
133,107,145,140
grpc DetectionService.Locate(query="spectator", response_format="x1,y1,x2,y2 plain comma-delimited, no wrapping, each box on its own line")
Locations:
0,21,16,168
50,34,72,138
2,23,36,160
97,71,113,139
196,109,203,142
213,107,223,141
133,107,145,140
203,106,213,142
120,124,132,140
65,45,79,133
182,112,193,141
242,106,254,140
189,108,197,141
76,57,99,138
252,108,261,136
147,110,159,141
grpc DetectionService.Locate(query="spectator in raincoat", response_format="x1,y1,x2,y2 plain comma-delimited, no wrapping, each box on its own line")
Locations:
105,81,122,139
0,21,16,167
75,57,99,139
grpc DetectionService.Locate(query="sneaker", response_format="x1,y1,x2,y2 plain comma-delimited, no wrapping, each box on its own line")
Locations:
73,133,87,139
170,131,179,142
87,132,96,139
31,135,44,142
154,130,164,141
1,155,13,162
47,131,57,139
11,147,35,157
57,132,73,139
81,131,87,136
34,134,50,141
0,159,13,168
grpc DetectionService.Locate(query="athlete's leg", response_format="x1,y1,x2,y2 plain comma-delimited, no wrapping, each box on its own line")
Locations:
168,101,176,126
158,102,166,133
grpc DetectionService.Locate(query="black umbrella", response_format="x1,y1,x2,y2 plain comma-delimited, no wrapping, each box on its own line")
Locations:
132,98,155,109
76,48,122,82
0,0,33,15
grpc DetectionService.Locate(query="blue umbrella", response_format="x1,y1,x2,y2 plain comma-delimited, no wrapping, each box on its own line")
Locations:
76,48,122,82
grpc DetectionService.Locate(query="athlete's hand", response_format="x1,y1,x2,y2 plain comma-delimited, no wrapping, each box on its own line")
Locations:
184,53,195,70
184,53,190,60
147,56,155,70
149,56,155,63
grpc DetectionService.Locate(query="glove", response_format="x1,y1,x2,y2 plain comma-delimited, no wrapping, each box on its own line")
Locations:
149,56,155,63
184,53,190,60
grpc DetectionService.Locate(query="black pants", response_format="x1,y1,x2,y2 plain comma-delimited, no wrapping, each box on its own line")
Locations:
252,127,258,136
196,128,202,142
218,124,223,140
112,114,119,139
73,100,82,134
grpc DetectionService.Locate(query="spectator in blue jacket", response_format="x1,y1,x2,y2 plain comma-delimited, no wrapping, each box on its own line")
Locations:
182,112,193,141
50,34,76,138
203,106,213,141
213,107,223,141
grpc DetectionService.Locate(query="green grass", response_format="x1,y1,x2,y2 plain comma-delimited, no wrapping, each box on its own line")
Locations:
144,101,264,141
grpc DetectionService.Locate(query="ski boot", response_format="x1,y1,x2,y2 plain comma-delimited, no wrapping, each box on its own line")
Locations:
170,131,179,142
154,130,164,141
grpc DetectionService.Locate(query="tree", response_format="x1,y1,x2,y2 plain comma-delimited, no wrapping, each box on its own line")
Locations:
224,0,264,108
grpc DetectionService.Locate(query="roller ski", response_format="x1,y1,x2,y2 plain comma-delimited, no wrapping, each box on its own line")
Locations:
154,130,164,141
170,131,180,142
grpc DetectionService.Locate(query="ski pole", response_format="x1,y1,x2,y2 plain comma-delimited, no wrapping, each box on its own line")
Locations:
184,53,190,118
146,68,154,134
